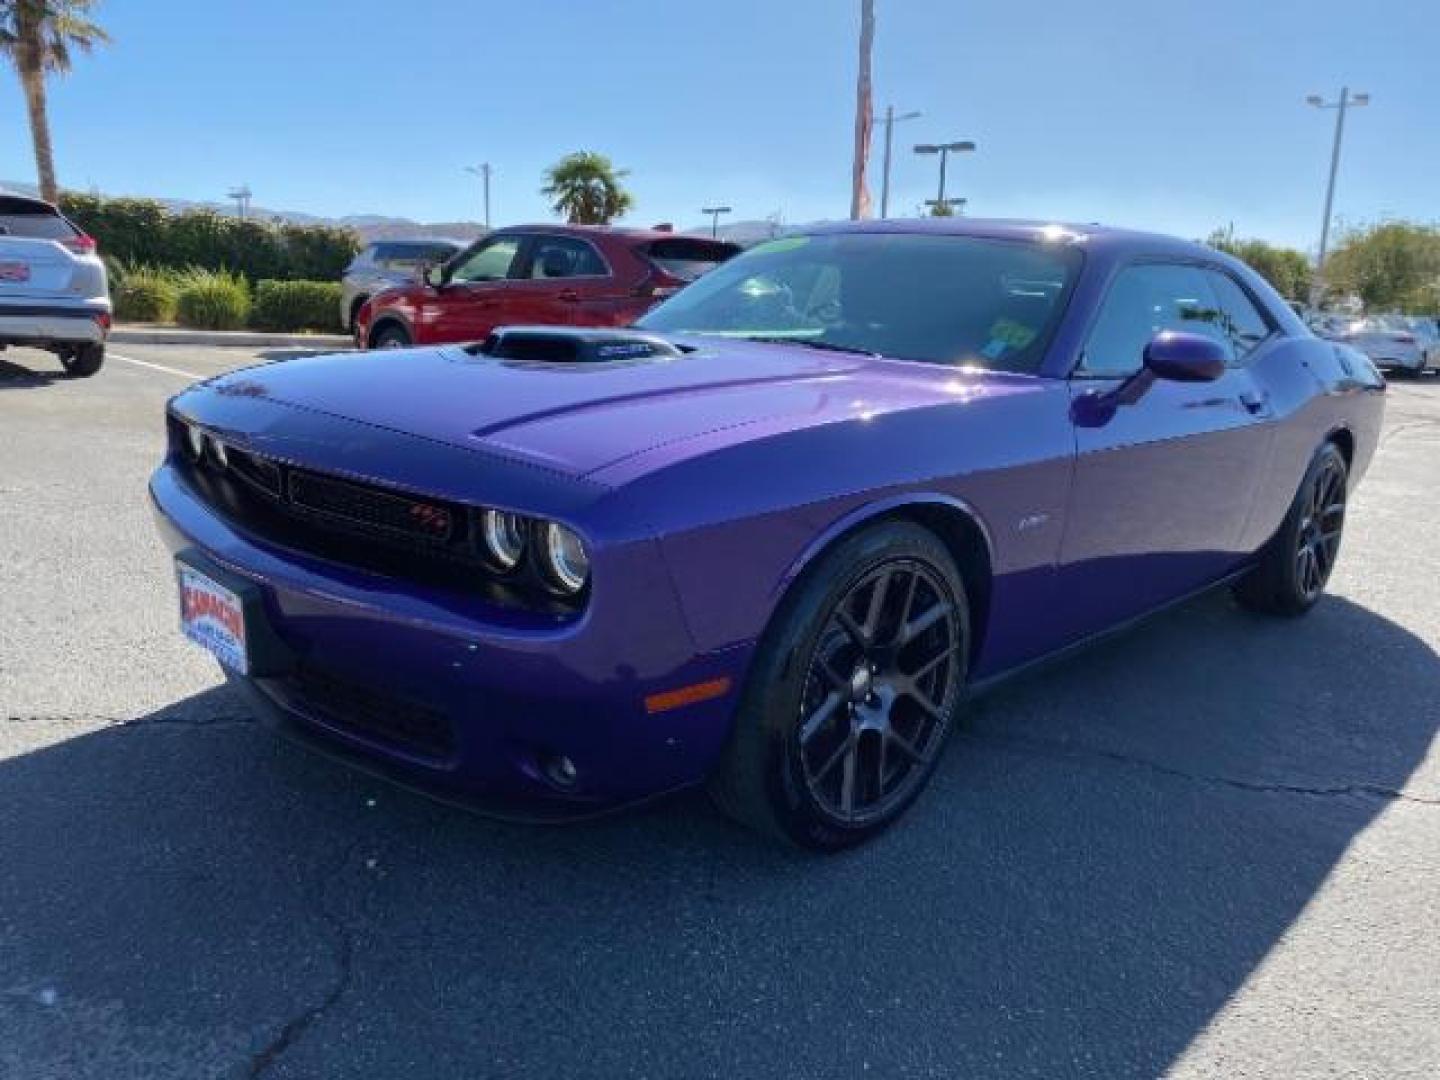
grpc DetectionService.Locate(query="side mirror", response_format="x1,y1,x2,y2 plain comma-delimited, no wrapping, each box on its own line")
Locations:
1074,330,1229,426
1143,330,1227,382
421,263,446,289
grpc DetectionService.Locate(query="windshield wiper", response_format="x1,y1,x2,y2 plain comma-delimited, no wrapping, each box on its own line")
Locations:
740,335,880,357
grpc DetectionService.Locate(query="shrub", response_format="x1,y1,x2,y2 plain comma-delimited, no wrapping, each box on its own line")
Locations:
175,268,251,330
113,262,180,323
251,279,343,332
58,193,362,282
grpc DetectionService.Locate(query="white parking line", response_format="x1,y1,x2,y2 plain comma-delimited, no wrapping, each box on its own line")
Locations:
111,352,206,381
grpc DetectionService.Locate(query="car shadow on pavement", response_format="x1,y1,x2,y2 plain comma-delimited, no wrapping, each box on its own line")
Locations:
0,355,65,388
1,593,1435,1078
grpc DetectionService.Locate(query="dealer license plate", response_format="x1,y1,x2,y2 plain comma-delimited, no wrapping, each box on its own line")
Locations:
177,562,249,674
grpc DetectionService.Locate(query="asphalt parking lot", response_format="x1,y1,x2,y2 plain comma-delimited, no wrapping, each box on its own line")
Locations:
1,342,1437,1079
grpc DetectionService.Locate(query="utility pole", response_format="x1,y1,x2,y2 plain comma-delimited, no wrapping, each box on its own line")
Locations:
872,106,921,218
464,164,492,229
1306,88,1370,307
701,206,732,239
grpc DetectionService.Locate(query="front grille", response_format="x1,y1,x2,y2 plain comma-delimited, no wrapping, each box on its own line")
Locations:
289,661,456,760
169,420,583,614
290,469,457,545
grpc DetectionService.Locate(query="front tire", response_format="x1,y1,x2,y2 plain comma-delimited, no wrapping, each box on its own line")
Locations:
371,323,411,350
59,343,104,378
1233,442,1348,616
709,521,969,851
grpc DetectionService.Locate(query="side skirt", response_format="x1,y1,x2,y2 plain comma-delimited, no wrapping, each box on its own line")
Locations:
965,562,1257,700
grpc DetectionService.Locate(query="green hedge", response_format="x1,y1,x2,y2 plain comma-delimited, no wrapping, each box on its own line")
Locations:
252,279,343,332
111,262,179,323
58,193,361,282
175,269,251,330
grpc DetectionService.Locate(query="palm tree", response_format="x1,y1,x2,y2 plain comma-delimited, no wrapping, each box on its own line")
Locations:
0,0,110,203
541,151,634,225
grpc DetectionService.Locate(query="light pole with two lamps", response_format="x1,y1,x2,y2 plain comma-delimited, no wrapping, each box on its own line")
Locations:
913,141,976,214
1306,88,1369,306
701,206,732,239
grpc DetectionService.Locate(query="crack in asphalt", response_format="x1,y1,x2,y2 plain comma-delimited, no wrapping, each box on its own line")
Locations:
116,713,257,730
961,730,1440,807
246,837,363,1078
2,713,256,727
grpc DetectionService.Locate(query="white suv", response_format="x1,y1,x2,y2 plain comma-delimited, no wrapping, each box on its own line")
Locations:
0,193,111,377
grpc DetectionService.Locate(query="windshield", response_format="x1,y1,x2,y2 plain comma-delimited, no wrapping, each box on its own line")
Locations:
637,231,1082,372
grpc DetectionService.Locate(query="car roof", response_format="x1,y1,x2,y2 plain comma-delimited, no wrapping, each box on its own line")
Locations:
367,236,465,248
0,192,61,214
492,223,736,245
801,216,1215,260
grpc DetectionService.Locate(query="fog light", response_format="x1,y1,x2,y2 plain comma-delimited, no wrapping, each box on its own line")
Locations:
543,754,578,788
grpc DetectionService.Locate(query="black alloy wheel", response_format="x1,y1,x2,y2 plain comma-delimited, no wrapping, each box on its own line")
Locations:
709,521,970,850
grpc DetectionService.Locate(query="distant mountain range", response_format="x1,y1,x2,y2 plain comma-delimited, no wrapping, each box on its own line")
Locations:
2,180,790,244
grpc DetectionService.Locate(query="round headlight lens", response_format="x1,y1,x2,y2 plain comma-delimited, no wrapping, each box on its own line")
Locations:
480,509,528,570
209,436,229,469
542,522,590,593
184,424,205,461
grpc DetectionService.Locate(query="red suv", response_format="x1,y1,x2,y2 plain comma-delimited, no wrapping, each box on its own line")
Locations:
355,225,739,349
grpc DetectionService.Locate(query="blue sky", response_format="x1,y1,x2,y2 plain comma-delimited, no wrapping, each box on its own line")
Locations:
1,0,1433,249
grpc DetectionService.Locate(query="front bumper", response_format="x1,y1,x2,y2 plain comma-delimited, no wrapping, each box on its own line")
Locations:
0,300,110,347
150,463,750,817
1356,344,1425,371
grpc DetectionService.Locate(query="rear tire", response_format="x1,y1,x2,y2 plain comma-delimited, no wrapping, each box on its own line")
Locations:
709,521,969,851
371,323,411,350
1233,442,1348,616
59,343,104,378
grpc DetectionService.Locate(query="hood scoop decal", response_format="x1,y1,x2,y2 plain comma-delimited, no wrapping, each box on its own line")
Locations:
470,326,686,365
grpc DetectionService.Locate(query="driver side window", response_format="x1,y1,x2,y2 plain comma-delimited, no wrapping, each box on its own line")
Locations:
449,237,521,284
1081,263,1234,377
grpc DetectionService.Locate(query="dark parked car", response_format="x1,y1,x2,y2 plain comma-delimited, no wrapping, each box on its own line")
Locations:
153,219,1384,850
354,225,740,349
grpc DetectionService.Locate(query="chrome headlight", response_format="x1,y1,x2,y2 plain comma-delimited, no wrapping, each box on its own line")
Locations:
540,522,590,593
480,509,528,571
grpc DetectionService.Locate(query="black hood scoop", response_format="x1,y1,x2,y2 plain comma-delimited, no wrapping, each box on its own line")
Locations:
470,326,686,365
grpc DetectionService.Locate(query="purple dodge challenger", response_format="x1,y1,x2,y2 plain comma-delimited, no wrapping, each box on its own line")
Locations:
152,220,1385,849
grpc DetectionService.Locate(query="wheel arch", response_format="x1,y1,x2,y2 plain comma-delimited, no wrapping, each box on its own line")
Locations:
772,493,995,668
366,311,413,348
348,293,370,329
1325,424,1354,467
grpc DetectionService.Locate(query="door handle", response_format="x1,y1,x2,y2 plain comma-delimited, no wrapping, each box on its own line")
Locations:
556,289,580,302
1239,390,1271,415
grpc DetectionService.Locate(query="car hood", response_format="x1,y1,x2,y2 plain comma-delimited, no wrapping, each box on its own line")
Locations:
203,337,1025,480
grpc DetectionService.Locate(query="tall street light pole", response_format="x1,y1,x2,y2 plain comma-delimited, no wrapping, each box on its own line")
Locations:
226,185,252,221
1306,88,1369,306
914,141,976,210
701,206,732,238
464,164,492,229
872,106,921,218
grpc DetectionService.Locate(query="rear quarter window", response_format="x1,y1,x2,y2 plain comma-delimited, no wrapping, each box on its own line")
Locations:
641,238,741,281
0,198,77,241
